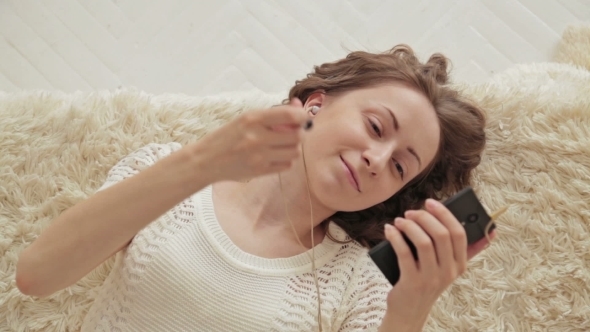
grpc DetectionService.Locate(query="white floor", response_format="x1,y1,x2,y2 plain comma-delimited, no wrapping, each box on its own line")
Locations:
1,0,589,96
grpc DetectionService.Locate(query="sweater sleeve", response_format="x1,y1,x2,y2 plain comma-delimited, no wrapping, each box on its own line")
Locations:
97,142,183,191
338,256,392,331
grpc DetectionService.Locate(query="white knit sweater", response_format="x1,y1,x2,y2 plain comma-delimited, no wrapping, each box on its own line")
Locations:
80,143,391,332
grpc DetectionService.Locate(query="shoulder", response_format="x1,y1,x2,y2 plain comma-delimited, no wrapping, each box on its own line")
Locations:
328,228,391,330
345,241,391,290
328,224,391,291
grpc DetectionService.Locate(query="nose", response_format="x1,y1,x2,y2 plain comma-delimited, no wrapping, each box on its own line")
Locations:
362,144,393,176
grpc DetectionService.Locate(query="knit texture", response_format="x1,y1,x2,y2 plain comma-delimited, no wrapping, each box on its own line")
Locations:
80,143,391,332
4,25,590,331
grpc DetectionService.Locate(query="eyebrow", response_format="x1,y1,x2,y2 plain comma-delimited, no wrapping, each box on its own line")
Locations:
408,147,422,169
380,104,422,169
381,104,399,131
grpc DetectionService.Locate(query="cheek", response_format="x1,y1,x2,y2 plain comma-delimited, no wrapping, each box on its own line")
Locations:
375,177,402,199
321,113,367,136
357,181,399,210
304,121,361,155
377,183,398,201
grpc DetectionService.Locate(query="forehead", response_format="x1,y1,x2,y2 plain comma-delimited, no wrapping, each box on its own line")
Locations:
340,83,436,117
347,84,431,107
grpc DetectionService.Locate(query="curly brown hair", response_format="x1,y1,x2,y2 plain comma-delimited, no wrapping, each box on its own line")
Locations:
286,44,487,248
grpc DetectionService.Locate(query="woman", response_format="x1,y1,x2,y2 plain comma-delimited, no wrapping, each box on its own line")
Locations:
16,45,493,331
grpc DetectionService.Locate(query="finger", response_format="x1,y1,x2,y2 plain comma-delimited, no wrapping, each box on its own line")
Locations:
271,99,305,132
260,104,307,127
271,124,302,132
404,210,454,269
384,222,418,277
262,128,302,147
268,98,302,109
288,97,303,108
394,217,438,275
467,230,497,260
424,199,468,268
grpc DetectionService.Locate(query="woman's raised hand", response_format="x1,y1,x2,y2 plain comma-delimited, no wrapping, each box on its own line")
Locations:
194,98,309,183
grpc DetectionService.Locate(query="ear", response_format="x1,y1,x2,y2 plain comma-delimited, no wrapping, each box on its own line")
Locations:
304,91,326,109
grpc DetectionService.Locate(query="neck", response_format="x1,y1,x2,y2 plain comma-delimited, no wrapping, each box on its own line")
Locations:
235,157,336,248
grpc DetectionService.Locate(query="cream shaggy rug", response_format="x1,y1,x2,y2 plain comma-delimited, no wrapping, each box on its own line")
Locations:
1,25,589,331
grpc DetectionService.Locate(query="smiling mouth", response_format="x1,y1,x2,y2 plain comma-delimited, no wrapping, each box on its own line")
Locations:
340,156,361,192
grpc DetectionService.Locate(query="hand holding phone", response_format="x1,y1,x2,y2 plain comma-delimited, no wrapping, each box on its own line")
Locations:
369,187,501,285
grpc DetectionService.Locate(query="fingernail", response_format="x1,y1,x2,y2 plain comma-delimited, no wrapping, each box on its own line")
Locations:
304,119,313,130
384,223,394,233
426,199,439,209
394,217,403,226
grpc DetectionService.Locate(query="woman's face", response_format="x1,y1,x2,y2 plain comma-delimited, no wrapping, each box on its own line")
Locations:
302,83,441,212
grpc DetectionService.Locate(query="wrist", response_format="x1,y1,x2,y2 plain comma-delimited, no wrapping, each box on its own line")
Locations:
163,142,217,193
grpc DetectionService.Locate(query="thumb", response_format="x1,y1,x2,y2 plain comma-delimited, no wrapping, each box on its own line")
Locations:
466,230,497,260
289,97,303,108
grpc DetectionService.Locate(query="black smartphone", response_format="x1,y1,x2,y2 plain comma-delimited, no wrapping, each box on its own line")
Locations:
368,186,494,286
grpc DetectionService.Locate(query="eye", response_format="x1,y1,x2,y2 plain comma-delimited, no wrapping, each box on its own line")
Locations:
368,119,382,137
393,160,404,180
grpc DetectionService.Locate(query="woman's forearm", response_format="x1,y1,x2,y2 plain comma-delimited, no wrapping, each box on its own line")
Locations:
16,143,212,298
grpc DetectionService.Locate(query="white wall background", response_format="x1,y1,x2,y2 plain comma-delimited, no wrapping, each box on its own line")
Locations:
1,0,589,96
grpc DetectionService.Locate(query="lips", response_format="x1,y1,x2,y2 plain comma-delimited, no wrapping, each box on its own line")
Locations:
340,156,361,192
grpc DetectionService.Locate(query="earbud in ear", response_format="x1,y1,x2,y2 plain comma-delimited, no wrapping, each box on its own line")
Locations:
310,106,320,115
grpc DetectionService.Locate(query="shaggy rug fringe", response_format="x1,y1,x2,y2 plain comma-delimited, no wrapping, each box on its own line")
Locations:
1,24,589,331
